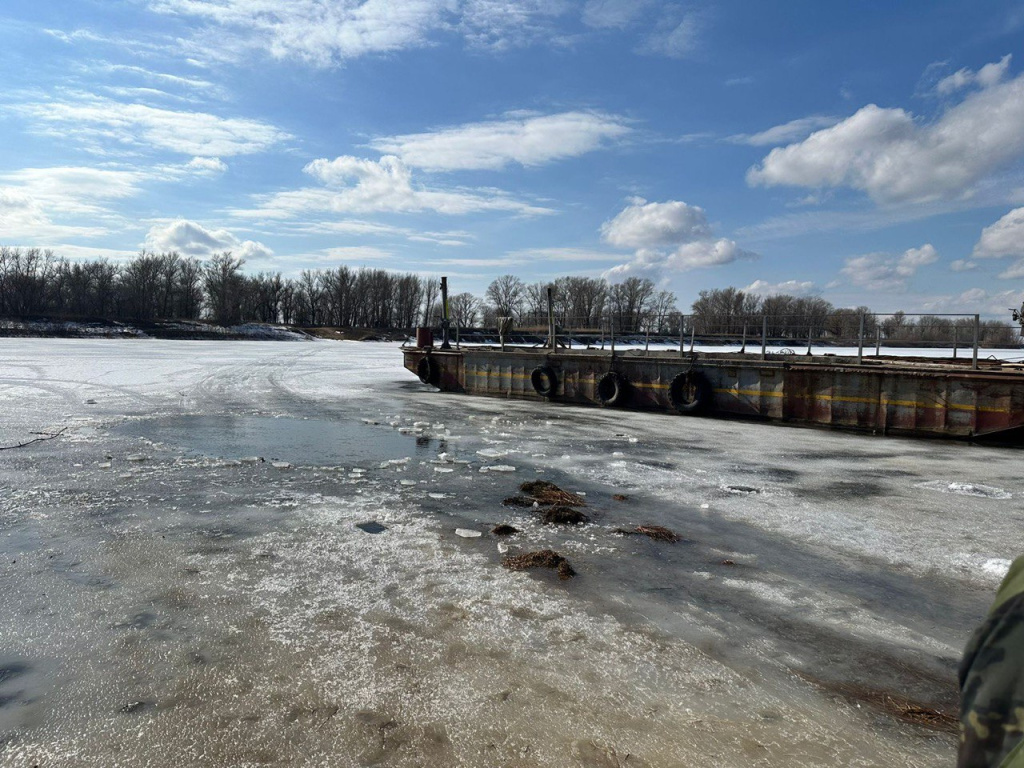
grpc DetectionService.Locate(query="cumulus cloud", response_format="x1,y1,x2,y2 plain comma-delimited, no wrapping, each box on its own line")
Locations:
839,244,939,290
15,94,288,156
937,54,1012,95
747,60,1024,204
369,111,631,172
950,259,978,272
602,197,754,277
742,279,819,297
232,155,552,219
144,219,273,260
972,206,1024,260
185,157,228,176
730,116,839,146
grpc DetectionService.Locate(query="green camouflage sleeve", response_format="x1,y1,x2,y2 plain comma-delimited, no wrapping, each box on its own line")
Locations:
959,556,1024,768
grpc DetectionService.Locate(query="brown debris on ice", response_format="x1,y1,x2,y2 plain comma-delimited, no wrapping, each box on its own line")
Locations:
614,524,681,542
491,524,520,536
501,495,536,508
502,549,576,580
540,505,589,525
518,480,585,506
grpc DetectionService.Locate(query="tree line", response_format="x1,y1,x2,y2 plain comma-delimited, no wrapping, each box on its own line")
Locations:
0,246,1014,344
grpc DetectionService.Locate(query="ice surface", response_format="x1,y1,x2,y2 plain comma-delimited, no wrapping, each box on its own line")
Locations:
0,339,1010,766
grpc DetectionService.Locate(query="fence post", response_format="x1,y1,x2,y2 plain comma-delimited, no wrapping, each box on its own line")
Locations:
761,316,767,359
610,316,616,358
806,325,813,356
680,316,685,358
645,327,650,354
875,326,881,357
973,314,980,370
857,313,865,364
953,325,958,360
689,324,696,354
741,322,747,354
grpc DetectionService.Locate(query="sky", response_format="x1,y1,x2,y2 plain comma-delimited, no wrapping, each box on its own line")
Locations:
4,1,1024,317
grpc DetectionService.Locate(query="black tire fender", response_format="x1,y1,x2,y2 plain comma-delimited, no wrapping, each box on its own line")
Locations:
530,366,558,397
597,371,629,406
417,355,439,385
669,370,711,414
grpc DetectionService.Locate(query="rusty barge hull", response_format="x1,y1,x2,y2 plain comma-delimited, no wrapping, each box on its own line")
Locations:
403,346,1024,441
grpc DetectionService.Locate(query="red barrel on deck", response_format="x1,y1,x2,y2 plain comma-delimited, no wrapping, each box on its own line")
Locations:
415,327,434,348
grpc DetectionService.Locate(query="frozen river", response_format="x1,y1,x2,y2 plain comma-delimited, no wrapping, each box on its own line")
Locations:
0,339,1019,766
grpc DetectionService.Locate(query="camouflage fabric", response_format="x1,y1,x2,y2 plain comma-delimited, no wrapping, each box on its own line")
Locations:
959,556,1024,768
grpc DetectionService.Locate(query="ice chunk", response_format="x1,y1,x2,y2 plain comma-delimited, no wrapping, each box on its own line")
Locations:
982,558,1012,578
98,462,111,469
477,448,508,458
126,454,147,462
399,480,417,486
455,528,482,538
271,462,291,469
917,480,1012,500
434,467,454,473
480,465,516,473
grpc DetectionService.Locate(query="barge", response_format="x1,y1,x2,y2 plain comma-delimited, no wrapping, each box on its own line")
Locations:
402,278,1024,442
402,343,1024,442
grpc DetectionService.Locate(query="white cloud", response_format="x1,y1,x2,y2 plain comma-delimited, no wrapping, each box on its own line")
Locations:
602,197,754,277
369,111,631,172
0,166,146,241
232,155,552,219
730,115,839,146
185,157,228,176
742,279,819,297
972,206,1024,259
600,198,711,248
639,12,700,58
748,63,1024,204
144,219,273,260
950,259,978,272
323,246,392,261
146,0,576,66
840,244,939,290
937,54,1012,95
581,0,651,29
14,94,289,157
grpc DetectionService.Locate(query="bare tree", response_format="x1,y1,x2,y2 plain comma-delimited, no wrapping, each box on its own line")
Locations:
485,275,525,320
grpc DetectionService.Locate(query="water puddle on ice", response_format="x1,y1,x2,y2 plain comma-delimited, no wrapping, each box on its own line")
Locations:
116,415,430,465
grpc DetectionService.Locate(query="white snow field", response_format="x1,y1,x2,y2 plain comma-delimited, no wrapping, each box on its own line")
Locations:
0,339,1019,766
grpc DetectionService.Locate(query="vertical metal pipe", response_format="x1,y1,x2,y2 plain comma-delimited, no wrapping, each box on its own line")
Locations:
761,315,767,359
857,313,865,364
645,328,650,353
973,313,980,370
439,276,451,350
680,316,685,358
689,325,695,354
547,286,556,352
875,325,881,357
610,315,616,357
953,325,958,359
806,325,813,356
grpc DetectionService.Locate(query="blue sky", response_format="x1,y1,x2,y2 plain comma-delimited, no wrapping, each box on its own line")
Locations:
4,1,1024,316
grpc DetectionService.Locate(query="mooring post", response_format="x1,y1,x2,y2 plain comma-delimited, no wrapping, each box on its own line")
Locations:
689,325,696,354
645,327,650,353
546,286,556,352
740,322,747,354
857,313,865,364
679,317,685,358
610,316,616,358
761,316,767,359
806,325,813,356
972,313,980,370
875,326,881,357
953,325,958,359
439,276,451,350
455,323,460,348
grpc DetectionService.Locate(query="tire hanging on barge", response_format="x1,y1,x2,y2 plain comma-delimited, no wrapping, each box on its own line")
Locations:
417,355,440,386
530,366,558,398
669,370,711,414
597,371,629,407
